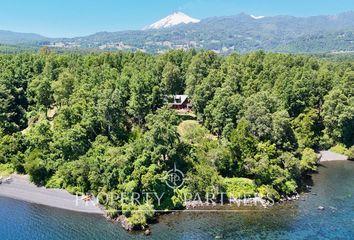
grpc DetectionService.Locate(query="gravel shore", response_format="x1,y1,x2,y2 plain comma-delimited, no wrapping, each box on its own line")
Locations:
0,174,103,214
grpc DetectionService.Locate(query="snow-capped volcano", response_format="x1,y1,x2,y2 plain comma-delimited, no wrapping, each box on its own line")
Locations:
250,15,265,20
144,12,200,30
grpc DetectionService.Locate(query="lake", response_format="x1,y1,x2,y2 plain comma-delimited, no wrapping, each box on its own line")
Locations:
1,161,354,240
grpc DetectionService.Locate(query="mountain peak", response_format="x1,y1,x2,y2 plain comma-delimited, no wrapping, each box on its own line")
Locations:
144,12,200,30
250,14,265,20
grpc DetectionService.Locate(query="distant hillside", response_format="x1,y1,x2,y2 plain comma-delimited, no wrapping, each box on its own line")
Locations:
1,12,354,53
0,30,47,44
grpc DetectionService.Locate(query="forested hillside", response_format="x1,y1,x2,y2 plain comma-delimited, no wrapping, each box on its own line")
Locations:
0,50,353,229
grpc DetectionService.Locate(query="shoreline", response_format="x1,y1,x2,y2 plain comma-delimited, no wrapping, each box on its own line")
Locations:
319,150,349,162
0,174,103,215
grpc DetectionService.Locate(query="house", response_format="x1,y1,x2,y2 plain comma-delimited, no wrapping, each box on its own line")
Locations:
168,95,192,110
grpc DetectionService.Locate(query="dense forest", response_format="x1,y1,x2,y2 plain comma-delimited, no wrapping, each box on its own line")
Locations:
0,49,353,229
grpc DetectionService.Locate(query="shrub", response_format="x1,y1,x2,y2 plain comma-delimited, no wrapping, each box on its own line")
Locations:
65,186,82,195
138,202,155,220
124,203,155,230
300,148,318,172
347,146,354,160
46,174,65,189
24,158,48,185
171,187,191,209
280,180,297,195
257,185,280,201
122,203,137,218
106,208,119,219
330,144,348,155
0,163,14,176
127,213,147,229
330,144,354,159
223,177,257,199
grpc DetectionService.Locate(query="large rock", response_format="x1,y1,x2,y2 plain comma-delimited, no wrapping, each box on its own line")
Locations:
117,215,134,231
144,229,151,236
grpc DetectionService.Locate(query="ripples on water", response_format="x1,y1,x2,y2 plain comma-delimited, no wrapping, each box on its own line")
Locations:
1,161,354,240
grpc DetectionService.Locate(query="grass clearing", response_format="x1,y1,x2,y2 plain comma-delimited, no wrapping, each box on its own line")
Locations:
178,120,217,145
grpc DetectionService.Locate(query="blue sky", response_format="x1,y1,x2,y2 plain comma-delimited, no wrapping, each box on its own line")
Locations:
1,0,354,37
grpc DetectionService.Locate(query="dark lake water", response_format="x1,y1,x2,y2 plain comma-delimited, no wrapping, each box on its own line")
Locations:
1,161,354,240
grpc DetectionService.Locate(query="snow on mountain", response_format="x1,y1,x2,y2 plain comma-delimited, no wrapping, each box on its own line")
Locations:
144,12,200,30
250,15,265,20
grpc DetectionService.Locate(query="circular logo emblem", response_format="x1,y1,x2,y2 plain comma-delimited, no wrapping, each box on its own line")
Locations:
165,163,185,190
